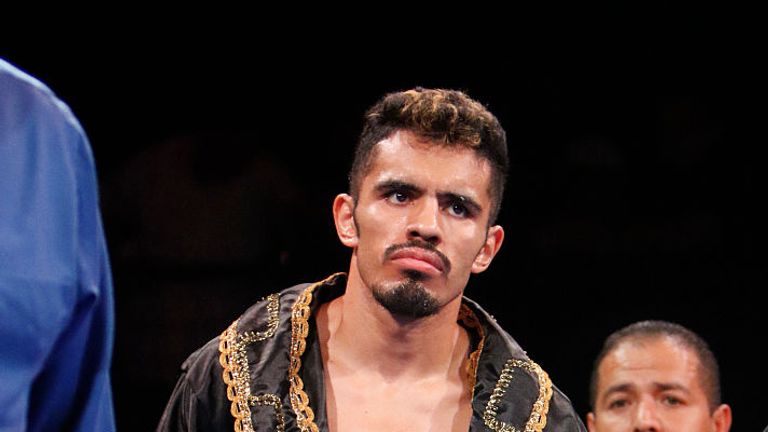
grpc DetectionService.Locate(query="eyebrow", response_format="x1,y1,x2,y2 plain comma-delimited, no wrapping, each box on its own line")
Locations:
602,383,633,398
653,382,690,393
374,179,484,215
374,179,422,195
602,382,691,399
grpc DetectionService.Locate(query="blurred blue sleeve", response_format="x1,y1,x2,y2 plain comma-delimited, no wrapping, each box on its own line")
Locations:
0,58,116,432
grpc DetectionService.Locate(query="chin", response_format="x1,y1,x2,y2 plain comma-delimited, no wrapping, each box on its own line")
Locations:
371,278,440,319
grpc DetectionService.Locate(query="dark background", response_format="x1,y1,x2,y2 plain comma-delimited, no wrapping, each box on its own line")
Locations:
3,31,764,431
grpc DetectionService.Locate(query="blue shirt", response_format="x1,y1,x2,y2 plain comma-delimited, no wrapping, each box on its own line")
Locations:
0,59,116,431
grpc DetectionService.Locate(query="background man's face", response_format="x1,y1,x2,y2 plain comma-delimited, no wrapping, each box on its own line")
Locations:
348,130,503,317
588,336,725,432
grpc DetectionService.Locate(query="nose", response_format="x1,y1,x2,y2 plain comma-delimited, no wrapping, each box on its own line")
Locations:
406,197,442,245
632,398,661,432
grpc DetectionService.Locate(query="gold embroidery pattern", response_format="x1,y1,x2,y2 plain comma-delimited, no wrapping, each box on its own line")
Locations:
219,294,281,432
249,394,286,432
458,304,486,393
482,359,553,432
240,293,281,343
288,275,339,432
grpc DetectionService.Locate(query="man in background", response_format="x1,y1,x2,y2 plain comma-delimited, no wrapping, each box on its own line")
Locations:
0,58,116,431
587,320,731,432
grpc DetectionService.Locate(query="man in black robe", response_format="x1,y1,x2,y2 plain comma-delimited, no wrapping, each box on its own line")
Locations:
158,88,585,432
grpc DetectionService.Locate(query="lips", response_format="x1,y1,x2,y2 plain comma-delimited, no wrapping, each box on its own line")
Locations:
388,247,447,275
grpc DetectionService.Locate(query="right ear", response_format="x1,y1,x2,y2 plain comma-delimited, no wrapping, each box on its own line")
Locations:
586,412,596,432
333,193,358,248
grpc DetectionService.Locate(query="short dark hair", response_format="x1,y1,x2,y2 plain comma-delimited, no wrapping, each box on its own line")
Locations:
589,320,722,412
348,87,509,224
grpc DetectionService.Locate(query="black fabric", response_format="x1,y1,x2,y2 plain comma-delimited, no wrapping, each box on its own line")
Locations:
157,275,586,431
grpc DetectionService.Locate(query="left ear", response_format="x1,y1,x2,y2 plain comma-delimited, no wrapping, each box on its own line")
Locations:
712,404,732,432
472,225,504,274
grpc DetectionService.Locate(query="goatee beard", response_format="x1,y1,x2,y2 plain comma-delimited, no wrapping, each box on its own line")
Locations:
371,277,439,318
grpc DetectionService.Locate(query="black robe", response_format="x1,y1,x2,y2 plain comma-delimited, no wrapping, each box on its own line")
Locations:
158,273,586,432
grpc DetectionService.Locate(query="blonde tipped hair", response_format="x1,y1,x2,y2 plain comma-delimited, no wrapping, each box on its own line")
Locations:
350,87,508,223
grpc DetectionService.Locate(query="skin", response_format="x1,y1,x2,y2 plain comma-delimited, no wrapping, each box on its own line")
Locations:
319,130,505,432
587,336,732,432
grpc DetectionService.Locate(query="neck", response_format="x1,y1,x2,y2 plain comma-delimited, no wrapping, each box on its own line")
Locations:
317,262,469,381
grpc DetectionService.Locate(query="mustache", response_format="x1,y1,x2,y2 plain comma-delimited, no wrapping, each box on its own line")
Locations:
383,240,452,274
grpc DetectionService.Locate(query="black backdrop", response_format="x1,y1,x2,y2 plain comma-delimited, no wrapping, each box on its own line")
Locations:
2,34,764,431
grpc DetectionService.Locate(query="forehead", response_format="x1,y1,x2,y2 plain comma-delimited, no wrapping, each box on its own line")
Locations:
363,130,492,192
598,336,704,394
